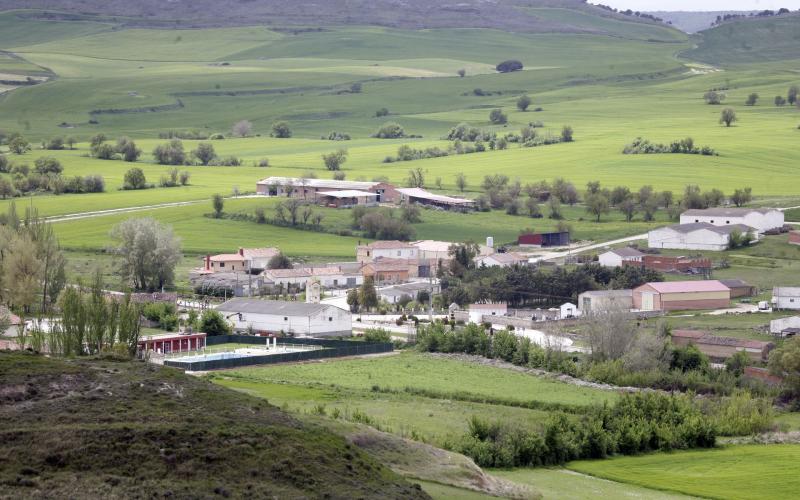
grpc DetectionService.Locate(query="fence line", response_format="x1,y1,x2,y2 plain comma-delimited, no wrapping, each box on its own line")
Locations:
165,335,393,371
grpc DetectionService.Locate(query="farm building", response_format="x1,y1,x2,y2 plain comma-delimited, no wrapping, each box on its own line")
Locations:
671,330,773,362
411,239,494,261
468,303,507,324
396,187,475,211
360,258,411,284
680,207,784,234
628,255,712,274
598,247,644,267
633,280,731,311
770,316,800,336
773,287,800,310
317,190,378,208
475,252,527,268
647,222,758,251
216,298,352,337
718,279,756,298
256,177,399,203
790,231,800,246
578,290,633,314
357,240,419,263
138,332,207,355
518,231,570,247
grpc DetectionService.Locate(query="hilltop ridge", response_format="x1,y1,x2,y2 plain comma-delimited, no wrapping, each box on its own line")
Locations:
0,0,677,34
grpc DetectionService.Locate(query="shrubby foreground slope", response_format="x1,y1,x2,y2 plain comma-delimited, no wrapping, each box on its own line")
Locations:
0,351,426,499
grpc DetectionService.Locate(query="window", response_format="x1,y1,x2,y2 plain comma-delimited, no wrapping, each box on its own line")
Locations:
328,317,333,322
726,220,730,224
333,279,338,286
710,220,715,223
284,316,288,321
219,262,225,268
695,219,699,222
397,251,401,256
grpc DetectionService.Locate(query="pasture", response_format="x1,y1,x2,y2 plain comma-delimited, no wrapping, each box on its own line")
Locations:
568,444,800,500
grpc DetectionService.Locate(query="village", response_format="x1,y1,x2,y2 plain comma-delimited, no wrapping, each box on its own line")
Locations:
38,175,784,380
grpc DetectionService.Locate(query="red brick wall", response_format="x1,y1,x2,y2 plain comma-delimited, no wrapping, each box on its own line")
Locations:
660,298,730,311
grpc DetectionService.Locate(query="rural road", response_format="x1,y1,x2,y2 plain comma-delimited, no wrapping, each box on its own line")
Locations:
528,233,648,263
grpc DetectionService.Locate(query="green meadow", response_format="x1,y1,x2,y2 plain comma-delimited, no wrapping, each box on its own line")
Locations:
568,444,800,500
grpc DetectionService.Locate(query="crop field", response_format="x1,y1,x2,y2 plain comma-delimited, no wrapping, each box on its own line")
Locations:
568,444,800,500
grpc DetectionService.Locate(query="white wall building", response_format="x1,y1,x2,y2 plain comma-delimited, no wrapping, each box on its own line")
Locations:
648,223,759,251
262,266,362,289
598,247,644,268
773,287,800,310
578,290,633,314
559,302,580,319
680,208,784,234
467,303,507,324
770,315,800,335
216,298,352,337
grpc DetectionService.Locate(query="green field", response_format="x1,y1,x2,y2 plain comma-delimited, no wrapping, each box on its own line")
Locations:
210,351,615,445
0,9,799,270
568,444,800,500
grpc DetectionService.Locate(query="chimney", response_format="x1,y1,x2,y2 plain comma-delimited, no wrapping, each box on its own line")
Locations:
205,255,211,271
239,247,244,257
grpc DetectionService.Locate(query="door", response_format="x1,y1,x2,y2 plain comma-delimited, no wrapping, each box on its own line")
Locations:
641,292,655,311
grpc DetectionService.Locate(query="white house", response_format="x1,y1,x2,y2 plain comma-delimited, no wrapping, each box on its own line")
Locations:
559,302,580,319
216,298,352,337
357,241,419,263
578,290,633,314
680,208,784,234
598,247,644,268
770,316,800,335
468,303,507,324
474,252,527,268
773,287,800,310
648,223,758,251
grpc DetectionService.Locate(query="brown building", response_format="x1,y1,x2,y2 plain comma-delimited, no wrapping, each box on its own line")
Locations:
625,255,712,274
361,257,411,285
718,279,757,298
671,330,774,362
633,280,731,311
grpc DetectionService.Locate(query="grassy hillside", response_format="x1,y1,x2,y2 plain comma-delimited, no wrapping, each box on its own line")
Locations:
0,351,427,499
684,13,800,65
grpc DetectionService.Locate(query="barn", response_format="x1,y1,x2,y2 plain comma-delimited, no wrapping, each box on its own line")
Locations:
680,207,784,234
632,280,731,311
647,222,758,251
518,231,570,247
598,247,644,267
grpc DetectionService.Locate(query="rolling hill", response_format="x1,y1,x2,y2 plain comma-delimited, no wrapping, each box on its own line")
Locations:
684,12,800,64
0,0,675,34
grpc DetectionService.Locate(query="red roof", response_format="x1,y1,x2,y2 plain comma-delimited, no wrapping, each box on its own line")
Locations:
640,280,729,294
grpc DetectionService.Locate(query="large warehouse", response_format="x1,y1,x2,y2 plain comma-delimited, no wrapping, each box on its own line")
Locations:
216,299,352,337
632,280,731,312
680,207,784,234
648,222,758,251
